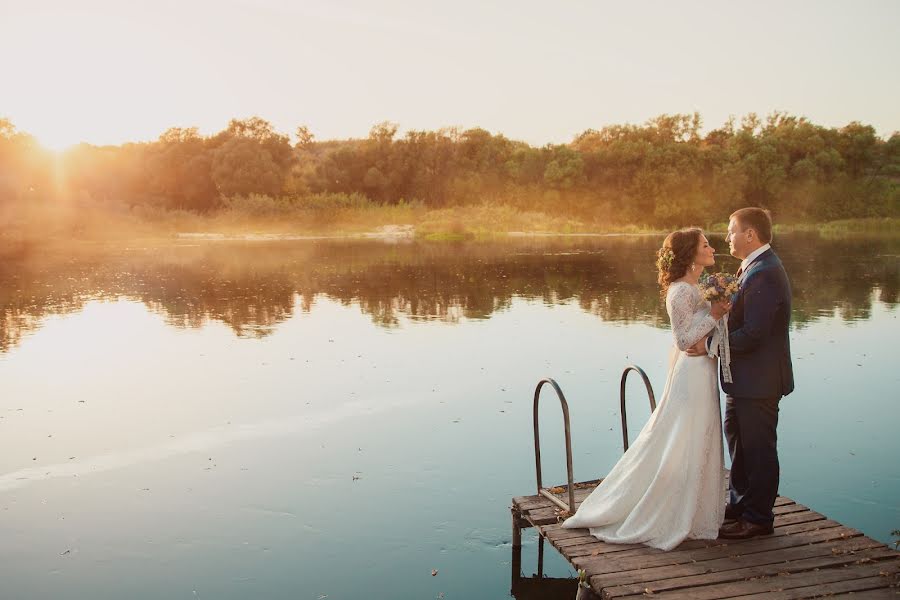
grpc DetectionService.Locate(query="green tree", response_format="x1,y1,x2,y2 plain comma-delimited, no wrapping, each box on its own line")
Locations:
211,137,285,198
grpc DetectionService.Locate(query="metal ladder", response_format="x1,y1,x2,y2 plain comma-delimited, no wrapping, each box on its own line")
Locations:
511,366,658,592
532,365,657,514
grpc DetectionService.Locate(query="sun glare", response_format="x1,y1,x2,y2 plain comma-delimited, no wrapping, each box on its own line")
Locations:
29,119,134,153
25,118,90,152
36,134,75,154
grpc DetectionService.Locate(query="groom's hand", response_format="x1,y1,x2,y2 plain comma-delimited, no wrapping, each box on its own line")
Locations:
685,337,709,356
710,300,733,320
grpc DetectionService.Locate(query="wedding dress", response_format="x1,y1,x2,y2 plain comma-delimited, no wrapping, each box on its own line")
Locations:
562,281,726,551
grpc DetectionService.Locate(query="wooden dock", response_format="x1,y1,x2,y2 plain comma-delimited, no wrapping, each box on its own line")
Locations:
511,482,900,599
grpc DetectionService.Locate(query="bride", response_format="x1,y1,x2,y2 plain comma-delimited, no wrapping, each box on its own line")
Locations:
562,227,730,551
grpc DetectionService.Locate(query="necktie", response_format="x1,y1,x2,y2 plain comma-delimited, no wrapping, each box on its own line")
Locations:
736,266,743,279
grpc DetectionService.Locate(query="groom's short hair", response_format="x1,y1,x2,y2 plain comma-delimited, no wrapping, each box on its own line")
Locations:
731,207,773,243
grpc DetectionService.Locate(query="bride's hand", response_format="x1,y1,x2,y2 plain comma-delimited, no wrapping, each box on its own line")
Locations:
685,337,709,356
710,300,732,320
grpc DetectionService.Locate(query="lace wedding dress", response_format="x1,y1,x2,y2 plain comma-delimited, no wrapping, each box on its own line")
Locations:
562,281,726,550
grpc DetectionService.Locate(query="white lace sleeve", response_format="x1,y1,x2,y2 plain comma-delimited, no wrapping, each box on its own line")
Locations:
666,283,718,351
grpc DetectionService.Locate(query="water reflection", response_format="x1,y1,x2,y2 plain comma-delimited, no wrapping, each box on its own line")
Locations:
510,535,578,600
1,235,897,352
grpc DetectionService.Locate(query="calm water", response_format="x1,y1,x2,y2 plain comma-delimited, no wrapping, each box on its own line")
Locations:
1,235,898,599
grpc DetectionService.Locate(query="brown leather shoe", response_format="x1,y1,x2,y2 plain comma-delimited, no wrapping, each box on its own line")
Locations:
718,518,774,539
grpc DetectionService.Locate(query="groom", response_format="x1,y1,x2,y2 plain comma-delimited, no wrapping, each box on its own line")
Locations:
690,207,794,539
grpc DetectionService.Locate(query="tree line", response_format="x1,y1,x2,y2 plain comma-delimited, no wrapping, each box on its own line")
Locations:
1,113,897,226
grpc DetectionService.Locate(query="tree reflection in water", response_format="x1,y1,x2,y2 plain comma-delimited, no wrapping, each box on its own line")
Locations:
1,235,897,353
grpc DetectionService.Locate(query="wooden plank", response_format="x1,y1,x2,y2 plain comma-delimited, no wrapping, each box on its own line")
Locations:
527,500,821,529
545,528,593,542
513,486,598,511
770,503,808,516
526,504,571,519
587,535,885,589
545,502,808,544
772,518,843,536
547,502,811,545
513,496,554,512
773,509,827,527
827,589,900,599
643,560,900,599
522,512,563,527
554,539,647,558
560,519,846,561
595,545,898,597
525,506,580,525
724,568,900,599
593,532,881,587
546,520,841,562
566,520,854,566
523,498,808,535
574,521,859,575
515,493,797,531
542,518,846,573
600,555,898,598
555,534,611,548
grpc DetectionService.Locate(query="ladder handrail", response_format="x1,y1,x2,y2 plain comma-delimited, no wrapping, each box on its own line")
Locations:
619,365,656,452
533,378,575,513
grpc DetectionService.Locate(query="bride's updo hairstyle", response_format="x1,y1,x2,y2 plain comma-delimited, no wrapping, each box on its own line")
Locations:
656,227,703,294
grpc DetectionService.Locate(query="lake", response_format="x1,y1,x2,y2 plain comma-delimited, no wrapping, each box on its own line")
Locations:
1,234,897,599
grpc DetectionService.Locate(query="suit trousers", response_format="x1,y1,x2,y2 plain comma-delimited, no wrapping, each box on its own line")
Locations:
723,394,780,525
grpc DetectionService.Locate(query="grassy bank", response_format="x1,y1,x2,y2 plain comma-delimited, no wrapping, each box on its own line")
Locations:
0,196,659,247
771,217,900,235
1,196,897,254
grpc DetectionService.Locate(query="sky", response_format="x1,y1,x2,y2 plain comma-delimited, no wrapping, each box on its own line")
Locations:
1,0,898,150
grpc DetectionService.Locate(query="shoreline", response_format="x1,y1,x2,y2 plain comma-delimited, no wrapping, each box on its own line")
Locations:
172,229,669,242
169,217,899,242
1,217,897,253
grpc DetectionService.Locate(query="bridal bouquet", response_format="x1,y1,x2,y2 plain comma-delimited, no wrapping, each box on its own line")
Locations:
701,272,738,383
699,272,739,303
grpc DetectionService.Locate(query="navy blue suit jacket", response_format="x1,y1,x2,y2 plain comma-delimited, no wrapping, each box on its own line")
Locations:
722,248,794,399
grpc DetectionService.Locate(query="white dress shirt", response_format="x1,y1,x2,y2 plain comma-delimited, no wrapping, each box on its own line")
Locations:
738,243,771,281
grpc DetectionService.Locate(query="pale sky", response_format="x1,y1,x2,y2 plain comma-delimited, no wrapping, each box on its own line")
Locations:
2,0,898,150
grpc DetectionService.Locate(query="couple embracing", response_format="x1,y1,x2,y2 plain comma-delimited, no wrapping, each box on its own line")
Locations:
562,207,794,551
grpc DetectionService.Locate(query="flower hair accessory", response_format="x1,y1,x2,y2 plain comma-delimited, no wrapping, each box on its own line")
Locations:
657,247,675,270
